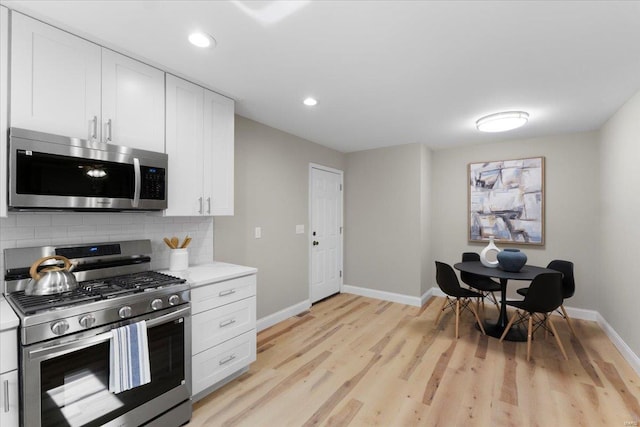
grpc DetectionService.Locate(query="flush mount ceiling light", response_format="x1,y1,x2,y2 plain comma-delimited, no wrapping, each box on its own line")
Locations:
188,32,214,48
303,97,318,106
476,111,530,132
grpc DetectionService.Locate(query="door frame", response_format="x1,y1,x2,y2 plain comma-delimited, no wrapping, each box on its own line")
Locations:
308,163,344,303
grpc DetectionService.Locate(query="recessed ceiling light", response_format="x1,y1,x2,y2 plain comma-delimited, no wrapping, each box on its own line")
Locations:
303,97,318,106
476,111,529,132
188,32,214,48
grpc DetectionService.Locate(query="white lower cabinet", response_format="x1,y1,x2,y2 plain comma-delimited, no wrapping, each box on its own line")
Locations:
0,370,18,427
0,326,18,427
191,273,256,399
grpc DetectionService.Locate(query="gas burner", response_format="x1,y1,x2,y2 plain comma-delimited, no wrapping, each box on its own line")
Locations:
8,271,186,316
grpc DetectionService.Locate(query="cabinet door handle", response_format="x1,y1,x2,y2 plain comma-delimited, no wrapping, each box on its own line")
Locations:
106,118,113,142
91,116,98,140
207,197,211,214
219,354,236,366
219,289,236,297
219,318,236,328
3,379,8,413
198,197,203,214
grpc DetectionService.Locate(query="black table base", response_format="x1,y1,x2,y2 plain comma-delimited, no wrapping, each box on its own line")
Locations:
476,320,527,341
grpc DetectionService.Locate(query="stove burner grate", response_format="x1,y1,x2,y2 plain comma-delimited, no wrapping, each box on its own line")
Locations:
10,271,186,315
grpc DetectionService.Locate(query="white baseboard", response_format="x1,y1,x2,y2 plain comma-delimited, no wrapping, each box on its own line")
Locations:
256,299,311,332
563,305,598,321
342,284,422,307
596,312,640,376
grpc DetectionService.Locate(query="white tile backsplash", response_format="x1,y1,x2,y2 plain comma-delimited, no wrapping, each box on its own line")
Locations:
0,213,214,277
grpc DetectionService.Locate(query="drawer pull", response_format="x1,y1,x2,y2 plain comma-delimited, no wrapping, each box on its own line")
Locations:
3,379,8,413
219,289,236,297
219,354,236,365
219,318,236,328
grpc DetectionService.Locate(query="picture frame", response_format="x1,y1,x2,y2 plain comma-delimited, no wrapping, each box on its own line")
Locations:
468,156,544,245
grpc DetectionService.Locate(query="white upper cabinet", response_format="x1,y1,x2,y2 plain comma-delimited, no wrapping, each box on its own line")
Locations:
102,49,165,152
205,91,235,216
1,6,9,218
10,13,165,152
165,75,205,216
10,12,101,140
165,74,234,217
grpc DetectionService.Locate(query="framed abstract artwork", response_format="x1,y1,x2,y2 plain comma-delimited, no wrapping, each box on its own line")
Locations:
468,157,544,245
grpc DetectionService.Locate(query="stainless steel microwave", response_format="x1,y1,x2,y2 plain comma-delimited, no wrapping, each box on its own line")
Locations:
8,127,168,211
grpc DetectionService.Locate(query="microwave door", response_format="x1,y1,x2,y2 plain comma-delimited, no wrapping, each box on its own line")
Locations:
12,149,136,210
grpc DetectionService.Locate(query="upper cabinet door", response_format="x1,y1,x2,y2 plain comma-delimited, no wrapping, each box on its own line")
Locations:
1,6,8,218
165,74,205,216
10,12,101,140
101,49,165,152
204,91,235,216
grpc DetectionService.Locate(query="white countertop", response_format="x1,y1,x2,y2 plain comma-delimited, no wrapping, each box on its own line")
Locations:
162,262,257,288
0,295,19,331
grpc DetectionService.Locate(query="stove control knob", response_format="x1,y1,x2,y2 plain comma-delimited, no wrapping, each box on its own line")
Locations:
79,314,96,329
151,298,163,310
51,320,69,336
118,306,132,318
168,295,180,306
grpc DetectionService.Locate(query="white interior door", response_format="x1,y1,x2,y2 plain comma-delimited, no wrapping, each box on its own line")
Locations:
310,165,343,302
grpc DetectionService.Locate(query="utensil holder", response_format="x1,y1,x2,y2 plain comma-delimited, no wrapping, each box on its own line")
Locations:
169,248,189,271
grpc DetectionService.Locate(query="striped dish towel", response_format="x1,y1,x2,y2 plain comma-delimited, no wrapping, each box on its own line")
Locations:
109,321,151,394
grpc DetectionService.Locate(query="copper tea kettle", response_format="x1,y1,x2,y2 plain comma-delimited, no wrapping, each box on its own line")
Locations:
25,255,78,296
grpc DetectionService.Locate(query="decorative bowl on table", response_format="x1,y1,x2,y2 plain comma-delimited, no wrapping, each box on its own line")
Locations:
497,248,527,272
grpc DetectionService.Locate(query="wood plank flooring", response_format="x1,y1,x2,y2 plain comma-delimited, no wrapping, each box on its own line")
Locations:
188,294,640,426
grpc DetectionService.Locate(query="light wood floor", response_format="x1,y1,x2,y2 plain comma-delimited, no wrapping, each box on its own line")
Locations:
188,293,640,426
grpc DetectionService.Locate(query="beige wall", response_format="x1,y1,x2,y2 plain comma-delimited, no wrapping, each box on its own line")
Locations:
599,90,640,356
214,116,345,319
431,132,601,307
344,144,425,298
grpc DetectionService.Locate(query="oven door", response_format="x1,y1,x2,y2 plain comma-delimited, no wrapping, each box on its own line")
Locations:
21,306,191,427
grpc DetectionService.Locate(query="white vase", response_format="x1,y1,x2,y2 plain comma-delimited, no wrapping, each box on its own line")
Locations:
480,236,501,268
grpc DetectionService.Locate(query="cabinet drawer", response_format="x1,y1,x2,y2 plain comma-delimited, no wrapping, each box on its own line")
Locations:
192,329,256,396
192,296,256,355
191,274,256,313
0,329,17,374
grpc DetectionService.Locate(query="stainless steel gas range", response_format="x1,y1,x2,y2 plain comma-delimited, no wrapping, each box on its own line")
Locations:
3,240,192,427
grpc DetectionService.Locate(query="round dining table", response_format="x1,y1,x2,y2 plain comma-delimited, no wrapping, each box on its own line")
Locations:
453,261,558,341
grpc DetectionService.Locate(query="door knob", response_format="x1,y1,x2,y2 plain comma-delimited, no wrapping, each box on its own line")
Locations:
313,241,319,246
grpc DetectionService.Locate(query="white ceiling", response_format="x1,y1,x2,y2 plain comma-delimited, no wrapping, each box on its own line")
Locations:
3,0,640,153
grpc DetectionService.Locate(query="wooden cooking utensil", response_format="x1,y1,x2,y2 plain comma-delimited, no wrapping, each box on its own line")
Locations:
164,237,175,249
180,237,192,249
170,237,179,249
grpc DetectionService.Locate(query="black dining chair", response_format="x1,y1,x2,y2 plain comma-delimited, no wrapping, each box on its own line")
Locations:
500,272,568,361
434,261,486,339
516,260,576,336
460,252,501,313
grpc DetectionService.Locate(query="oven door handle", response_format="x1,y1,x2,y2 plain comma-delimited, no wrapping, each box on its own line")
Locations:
28,306,190,360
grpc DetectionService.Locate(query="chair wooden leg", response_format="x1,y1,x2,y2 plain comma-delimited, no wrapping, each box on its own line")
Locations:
455,299,460,339
527,314,533,362
469,298,486,335
490,292,500,311
434,297,448,326
499,310,518,342
560,305,577,336
544,314,549,340
547,316,568,360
